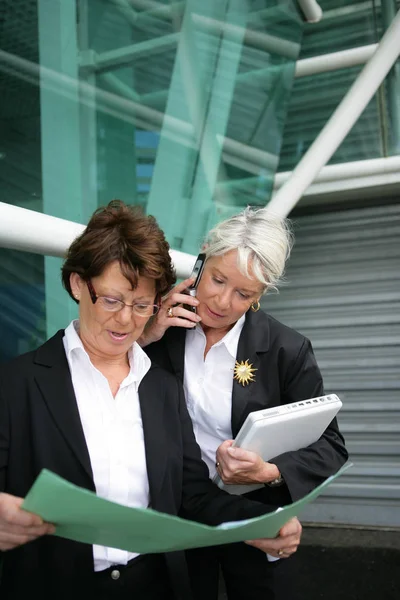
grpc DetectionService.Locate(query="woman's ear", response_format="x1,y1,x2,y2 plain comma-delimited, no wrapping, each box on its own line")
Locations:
70,273,83,302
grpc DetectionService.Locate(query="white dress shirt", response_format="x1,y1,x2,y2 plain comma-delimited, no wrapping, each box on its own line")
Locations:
183,315,279,562
63,320,150,571
183,315,245,479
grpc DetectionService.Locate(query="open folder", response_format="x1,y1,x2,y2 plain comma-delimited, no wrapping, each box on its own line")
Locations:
22,463,351,554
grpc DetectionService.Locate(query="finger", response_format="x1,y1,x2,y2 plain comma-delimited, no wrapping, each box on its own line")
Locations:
0,495,45,528
176,277,196,291
167,304,201,322
217,440,235,456
244,539,278,553
244,539,296,557
0,526,51,550
281,545,298,555
273,534,300,550
279,517,302,537
162,278,195,302
165,295,199,312
227,447,259,462
248,533,297,552
0,521,54,538
163,279,197,305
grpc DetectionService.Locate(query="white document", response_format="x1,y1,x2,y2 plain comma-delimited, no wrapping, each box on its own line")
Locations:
213,394,342,495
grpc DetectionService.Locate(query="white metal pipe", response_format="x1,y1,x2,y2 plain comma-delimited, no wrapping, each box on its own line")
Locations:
0,203,195,279
217,155,400,194
295,172,400,197
0,203,85,257
266,9,400,217
295,44,378,78
169,249,197,279
274,156,400,187
323,1,372,20
297,0,323,23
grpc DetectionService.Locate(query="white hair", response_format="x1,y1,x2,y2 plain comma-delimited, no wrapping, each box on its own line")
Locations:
203,207,293,293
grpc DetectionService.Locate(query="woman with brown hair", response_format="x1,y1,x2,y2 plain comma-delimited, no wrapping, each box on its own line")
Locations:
0,200,301,600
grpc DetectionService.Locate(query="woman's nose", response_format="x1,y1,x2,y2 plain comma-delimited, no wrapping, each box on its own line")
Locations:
217,290,232,309
115,305,134,324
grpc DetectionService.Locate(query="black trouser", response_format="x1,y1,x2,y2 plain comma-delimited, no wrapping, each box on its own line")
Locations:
91,553,175,600
1,553,175,600
187,543,297,600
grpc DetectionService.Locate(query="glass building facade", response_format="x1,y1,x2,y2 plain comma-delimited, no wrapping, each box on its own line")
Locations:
0,0,399,361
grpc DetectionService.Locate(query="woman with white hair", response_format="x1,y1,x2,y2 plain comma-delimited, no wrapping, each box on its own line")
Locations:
140,206,348,600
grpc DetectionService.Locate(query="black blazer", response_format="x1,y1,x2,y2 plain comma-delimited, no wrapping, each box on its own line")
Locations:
146,310,348,507
0,331,270,599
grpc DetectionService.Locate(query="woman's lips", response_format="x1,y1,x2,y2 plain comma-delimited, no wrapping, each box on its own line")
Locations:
108,331,129,341
205,306,225,319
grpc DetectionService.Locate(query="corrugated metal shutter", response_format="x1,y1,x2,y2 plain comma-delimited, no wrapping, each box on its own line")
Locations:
262,203,400,527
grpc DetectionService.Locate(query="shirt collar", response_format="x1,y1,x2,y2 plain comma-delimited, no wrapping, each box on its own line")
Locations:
189,313,246,359
222,314,246,359
63,320,151,385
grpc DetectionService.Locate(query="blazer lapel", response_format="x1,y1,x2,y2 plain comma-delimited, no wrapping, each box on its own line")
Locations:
231,310,270,436
138,370,168,505
34,331,94,484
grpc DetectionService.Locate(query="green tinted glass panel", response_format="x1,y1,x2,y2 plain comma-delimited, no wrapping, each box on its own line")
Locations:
0,0,303,359
1,0,399,360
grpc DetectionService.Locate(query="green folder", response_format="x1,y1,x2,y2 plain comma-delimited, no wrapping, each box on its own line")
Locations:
22,463,352,553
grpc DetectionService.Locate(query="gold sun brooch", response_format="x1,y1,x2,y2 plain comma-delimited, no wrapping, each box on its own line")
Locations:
233,360,257,386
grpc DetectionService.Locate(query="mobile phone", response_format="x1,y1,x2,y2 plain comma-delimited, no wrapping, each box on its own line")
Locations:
182,253,206,313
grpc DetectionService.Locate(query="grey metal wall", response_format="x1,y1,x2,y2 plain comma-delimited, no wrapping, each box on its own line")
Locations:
262,203,400,527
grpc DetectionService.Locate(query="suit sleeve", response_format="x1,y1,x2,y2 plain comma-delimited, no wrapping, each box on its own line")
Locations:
272,339,348,502
175,380,274,525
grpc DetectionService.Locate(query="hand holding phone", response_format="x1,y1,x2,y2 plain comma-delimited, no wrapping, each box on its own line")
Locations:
182,253,206,313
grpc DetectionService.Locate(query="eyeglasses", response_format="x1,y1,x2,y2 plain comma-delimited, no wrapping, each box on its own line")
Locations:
86,280,160,318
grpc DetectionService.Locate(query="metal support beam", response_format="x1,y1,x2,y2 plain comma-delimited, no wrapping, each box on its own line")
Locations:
141,44,379,108
297,0,322,23
79,10,299,75
128,0,185,21
266,9,400,217
0,203,85,257
274,156,400,187
216,156,400,200
295,44,378,78
128,0,322,24
382,0,400,154
0,203,195,279
80,34,180,73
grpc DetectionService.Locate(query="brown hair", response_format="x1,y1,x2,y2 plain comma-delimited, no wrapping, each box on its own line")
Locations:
61,200,176,301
